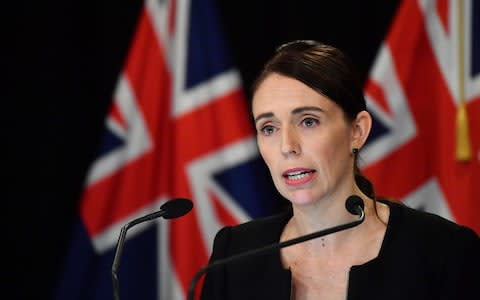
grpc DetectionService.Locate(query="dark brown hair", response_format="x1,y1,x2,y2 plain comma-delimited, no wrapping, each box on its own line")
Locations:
252,40,375,200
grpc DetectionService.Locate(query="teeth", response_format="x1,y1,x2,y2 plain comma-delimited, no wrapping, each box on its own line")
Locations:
287,171,310,180
287,170,304,176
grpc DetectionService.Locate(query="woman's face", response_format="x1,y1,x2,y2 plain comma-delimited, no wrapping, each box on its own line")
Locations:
252,73,357,206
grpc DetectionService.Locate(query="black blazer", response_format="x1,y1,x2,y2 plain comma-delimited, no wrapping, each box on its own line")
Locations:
200,201,480,299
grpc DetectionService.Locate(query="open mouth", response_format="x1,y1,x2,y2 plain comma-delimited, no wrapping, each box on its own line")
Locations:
283,170,316,181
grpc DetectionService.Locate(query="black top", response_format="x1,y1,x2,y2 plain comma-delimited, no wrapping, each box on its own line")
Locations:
200,201,480,299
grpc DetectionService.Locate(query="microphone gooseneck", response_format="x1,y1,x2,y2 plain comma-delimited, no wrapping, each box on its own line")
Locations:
187,195,365,300
112,198,193,300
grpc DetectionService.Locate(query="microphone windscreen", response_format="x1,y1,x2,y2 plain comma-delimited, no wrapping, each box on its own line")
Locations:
345,195,364,216
161,198,194,219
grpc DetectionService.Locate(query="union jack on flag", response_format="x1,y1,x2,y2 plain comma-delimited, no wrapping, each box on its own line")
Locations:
54,0,280,299
362,0,480,234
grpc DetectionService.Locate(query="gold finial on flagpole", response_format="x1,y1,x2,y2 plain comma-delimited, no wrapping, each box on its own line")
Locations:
455,0,472,161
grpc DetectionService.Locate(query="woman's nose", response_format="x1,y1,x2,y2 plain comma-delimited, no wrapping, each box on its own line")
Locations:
281,128,301,156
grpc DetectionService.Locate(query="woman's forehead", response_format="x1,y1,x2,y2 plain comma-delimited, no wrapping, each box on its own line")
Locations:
252,74,336,114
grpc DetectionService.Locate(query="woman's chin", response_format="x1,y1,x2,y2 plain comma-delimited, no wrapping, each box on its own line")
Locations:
289,190,317,206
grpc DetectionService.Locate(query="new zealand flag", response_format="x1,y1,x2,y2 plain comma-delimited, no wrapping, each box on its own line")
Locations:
362,0,480,234
54,0,281,299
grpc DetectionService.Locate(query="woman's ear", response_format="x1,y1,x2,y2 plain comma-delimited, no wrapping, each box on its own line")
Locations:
351,110,372,149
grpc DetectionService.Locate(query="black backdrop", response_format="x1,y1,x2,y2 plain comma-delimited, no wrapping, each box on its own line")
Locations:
5,1,400,298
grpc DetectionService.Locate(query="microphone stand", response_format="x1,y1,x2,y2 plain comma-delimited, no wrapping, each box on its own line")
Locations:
187,208,365,300
112,210,168,300
111,198,193,300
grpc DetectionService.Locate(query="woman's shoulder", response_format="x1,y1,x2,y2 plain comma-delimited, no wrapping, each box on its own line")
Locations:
382,199,479,246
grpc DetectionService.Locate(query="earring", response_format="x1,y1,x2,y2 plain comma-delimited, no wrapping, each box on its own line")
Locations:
352,148,359,154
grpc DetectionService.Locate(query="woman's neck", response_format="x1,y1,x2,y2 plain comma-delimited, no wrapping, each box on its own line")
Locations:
286,192,378,252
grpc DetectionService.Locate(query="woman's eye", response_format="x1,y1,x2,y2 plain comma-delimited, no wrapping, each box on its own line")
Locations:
260,125,276,136
302,117,318,127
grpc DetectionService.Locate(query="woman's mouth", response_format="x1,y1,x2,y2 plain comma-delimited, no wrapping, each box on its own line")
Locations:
282,169,316,186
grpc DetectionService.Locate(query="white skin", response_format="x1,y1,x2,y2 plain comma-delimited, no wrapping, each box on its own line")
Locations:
252,73,389,299
253,73,372,226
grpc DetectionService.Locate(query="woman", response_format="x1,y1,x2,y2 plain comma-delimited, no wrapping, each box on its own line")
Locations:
200,40,480,300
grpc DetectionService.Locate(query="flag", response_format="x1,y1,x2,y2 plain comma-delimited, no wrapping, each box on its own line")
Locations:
54,0,280,299
362,0,480,234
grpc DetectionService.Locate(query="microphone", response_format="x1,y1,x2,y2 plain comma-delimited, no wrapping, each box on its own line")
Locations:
112,198,193,300
345,194,364,216
187,195,365,300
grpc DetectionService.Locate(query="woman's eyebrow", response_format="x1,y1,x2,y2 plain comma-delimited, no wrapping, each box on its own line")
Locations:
254,112,274,124
291,106,324,115
254,106,324,124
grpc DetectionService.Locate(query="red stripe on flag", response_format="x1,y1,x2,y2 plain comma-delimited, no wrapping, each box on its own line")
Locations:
169,0,177,35
365,78,392,116
170,203,210,294
174,89,253,163
437,0,450,34
209,190,240,227
80,151,159,236
109,102,127,129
